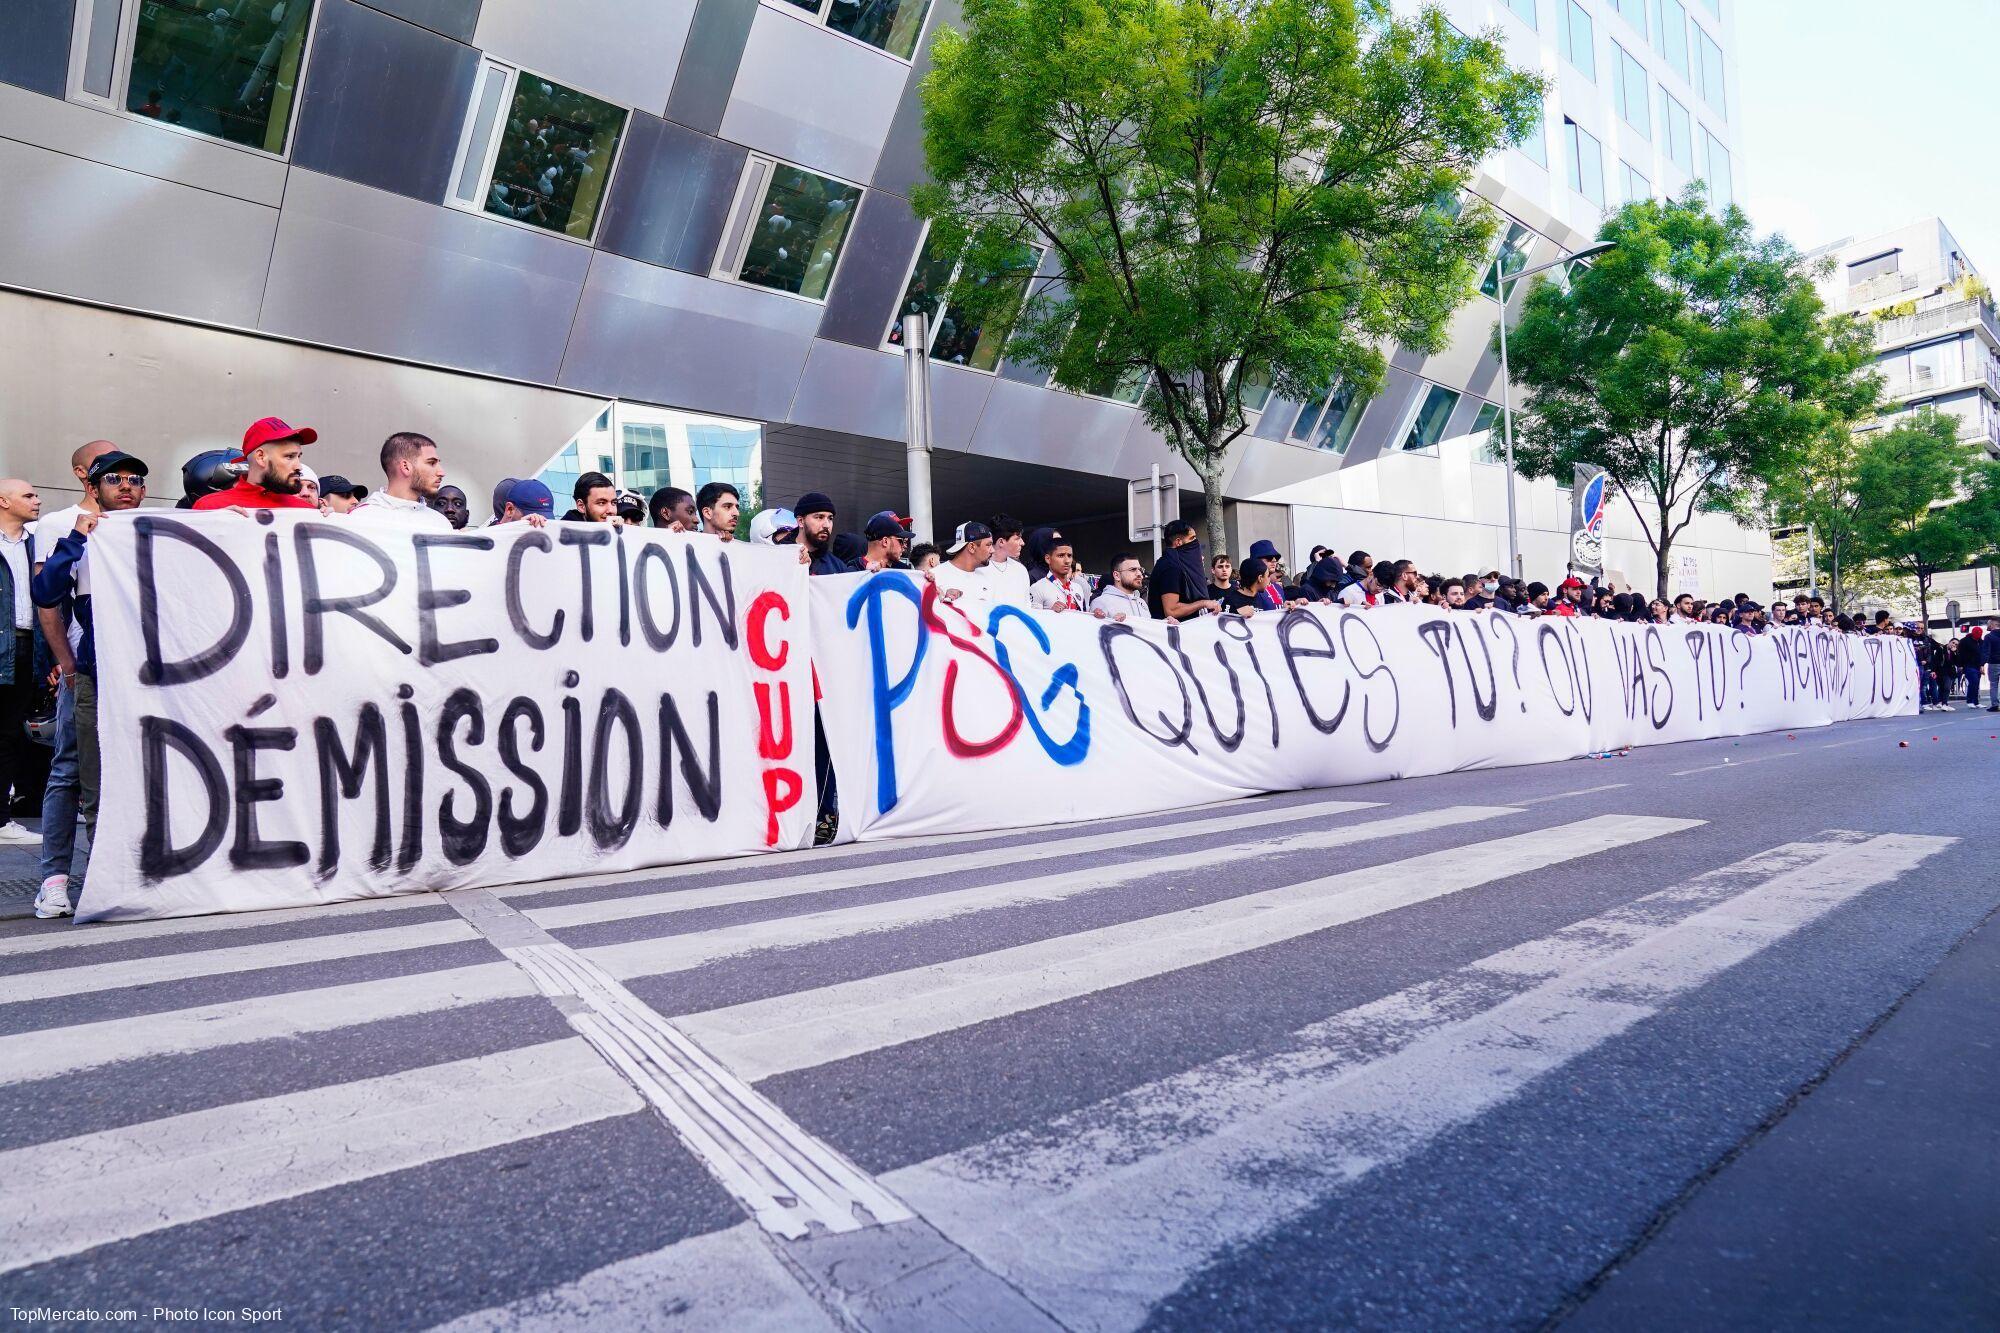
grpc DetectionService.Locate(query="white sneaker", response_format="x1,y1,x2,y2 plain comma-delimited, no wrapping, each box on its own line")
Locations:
0,822,38,846
33,876,71,919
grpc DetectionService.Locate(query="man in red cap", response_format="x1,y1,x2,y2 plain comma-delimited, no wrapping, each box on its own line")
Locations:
1549,575,1587,617
191,417,318,510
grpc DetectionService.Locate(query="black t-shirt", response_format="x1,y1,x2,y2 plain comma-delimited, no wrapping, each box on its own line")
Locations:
1149,548,1209,617
1219,586,1262,613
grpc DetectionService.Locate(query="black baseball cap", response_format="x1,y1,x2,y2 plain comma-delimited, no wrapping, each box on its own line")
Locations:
86,452,149,483
319,474,369,499
945,520,992,555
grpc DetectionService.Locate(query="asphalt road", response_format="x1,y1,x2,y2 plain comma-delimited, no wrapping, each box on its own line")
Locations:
1,706,1995,1331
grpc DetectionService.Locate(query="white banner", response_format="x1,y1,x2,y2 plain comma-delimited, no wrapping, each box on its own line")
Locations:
79,513,815,921
813,573,1919,841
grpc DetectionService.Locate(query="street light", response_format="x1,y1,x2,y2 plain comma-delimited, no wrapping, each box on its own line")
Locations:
1489,239,1617,580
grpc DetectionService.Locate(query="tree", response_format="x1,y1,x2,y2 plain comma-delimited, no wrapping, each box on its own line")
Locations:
1504,191,1878,599
1851,411,2000,628
914,0,1543,556
1755,411,1880,613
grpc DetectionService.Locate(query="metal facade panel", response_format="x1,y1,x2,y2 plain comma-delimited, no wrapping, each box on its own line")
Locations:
292,0,480,205
558,251,819,423
595,113,747,275
357,0,483,42
871,0,957,195
0,137,275,324
815,189,923,348
0,0,73,97
967,378,1142,473
789,338,908,439
260,168,591,382
474,0,693,114
720,7,907,184
0,81,288,205
666,0,759,135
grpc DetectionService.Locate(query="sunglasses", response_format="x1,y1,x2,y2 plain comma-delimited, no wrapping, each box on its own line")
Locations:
95,473,148,487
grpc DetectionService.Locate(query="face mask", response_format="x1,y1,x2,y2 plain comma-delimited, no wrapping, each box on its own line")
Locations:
1482,580,1498,594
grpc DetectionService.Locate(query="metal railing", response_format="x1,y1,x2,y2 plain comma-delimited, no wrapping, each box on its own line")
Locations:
1874,359,2000,400
1872,298,2000,349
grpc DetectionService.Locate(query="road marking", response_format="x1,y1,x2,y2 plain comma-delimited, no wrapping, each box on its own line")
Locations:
0,918,480,1005
430,1221,841,1333
1518,783,1628,805
508,943,912,1241
0,1038,641,1274
579,806,1515,981
885,831,1952,1331
1670,749,1805,776
0,962,532,1087
524,801,1380,932
682,815,1703,1082
0,808,1475,1086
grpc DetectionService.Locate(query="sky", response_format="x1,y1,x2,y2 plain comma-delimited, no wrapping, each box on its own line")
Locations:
1733,0,2000,270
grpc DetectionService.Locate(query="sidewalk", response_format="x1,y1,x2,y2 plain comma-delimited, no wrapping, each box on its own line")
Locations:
1565,903,2000,1330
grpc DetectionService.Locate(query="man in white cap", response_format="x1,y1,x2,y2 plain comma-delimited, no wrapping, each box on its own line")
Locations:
930,521,993,607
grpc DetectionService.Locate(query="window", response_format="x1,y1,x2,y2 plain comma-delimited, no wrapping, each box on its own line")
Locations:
1230,364,1274,414
1621,160,1651,203
1613,43,1651,139
1695,0,1719,13
450,62,627,240
1661,91,1694,172
1564,118,1606,208
1693,24,1726,116
1470,401,1504,464
1655,0,1690,80
1482,221,1535,299
775,0,933,59
1559,1,1596,80
87,0,317,154
1516,103,1549,168
1606,0,1647,37
1502,0,1537,29
713,156,863,301
1291,380,1369,454
886,229,1043,372
1400,384,1461,454
1700,128,1733,209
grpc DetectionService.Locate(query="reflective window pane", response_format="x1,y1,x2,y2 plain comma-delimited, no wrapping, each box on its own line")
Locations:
1560,0,1595,80
932,243,1040,371
1701,129,1733,210
1235,364,1274,414
1656,0,1690,80
737,164,862,301
887,230,959,347
1516,103,1548,168
1471,401,1503,463
1402,384,1461,453
127,0,315,153
1293,380,1369,454
1564,118,1605,208
826,0,933,60
1502,0,1537,30
1694,24,1726,116
1662,91,1694,172
485,76,626,239
1613,43,1651,139
1482,221,1535,299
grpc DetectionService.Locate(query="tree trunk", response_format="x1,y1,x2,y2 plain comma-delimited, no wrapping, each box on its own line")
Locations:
1830,546,1843,615
1916,570,1932,631
1653,538,1672,602
1197,457,1228,564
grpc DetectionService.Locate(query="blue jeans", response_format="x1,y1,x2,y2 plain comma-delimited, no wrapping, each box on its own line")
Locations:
37,677,86,883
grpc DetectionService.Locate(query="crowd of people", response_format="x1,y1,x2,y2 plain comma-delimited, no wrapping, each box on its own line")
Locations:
4,415,1993,917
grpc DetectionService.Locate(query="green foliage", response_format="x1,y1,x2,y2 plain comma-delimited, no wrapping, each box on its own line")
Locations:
1851,410,2000,623
1504,189,1879,596
915,0,1543,549
1870,299,1916,322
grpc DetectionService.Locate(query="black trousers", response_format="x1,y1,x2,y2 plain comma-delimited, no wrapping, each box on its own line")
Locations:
0,630,48,812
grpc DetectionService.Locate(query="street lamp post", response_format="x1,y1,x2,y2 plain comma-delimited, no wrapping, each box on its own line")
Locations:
1489,240,1617,581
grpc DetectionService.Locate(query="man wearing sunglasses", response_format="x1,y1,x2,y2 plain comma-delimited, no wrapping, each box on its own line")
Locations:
28,451,149,919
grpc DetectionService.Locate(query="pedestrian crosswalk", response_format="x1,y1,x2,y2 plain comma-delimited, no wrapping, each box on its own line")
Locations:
0,795,1958,1331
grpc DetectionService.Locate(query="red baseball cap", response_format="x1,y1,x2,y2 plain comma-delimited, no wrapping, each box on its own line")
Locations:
1560,576,1586,589
239,416,318,459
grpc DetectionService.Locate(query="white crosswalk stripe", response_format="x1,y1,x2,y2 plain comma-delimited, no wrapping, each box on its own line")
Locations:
0,1038,641,1274
886,831,1952,1332
680,814,1700,1080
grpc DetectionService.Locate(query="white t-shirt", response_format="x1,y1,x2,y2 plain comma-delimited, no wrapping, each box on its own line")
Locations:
1,530,30,630
31,506,90,652
980,554,1032,606
350,491,452,531
929,559,991,608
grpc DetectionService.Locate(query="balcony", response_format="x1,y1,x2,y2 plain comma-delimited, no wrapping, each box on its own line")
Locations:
1872,298,2000,351
1875,359,2000,402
